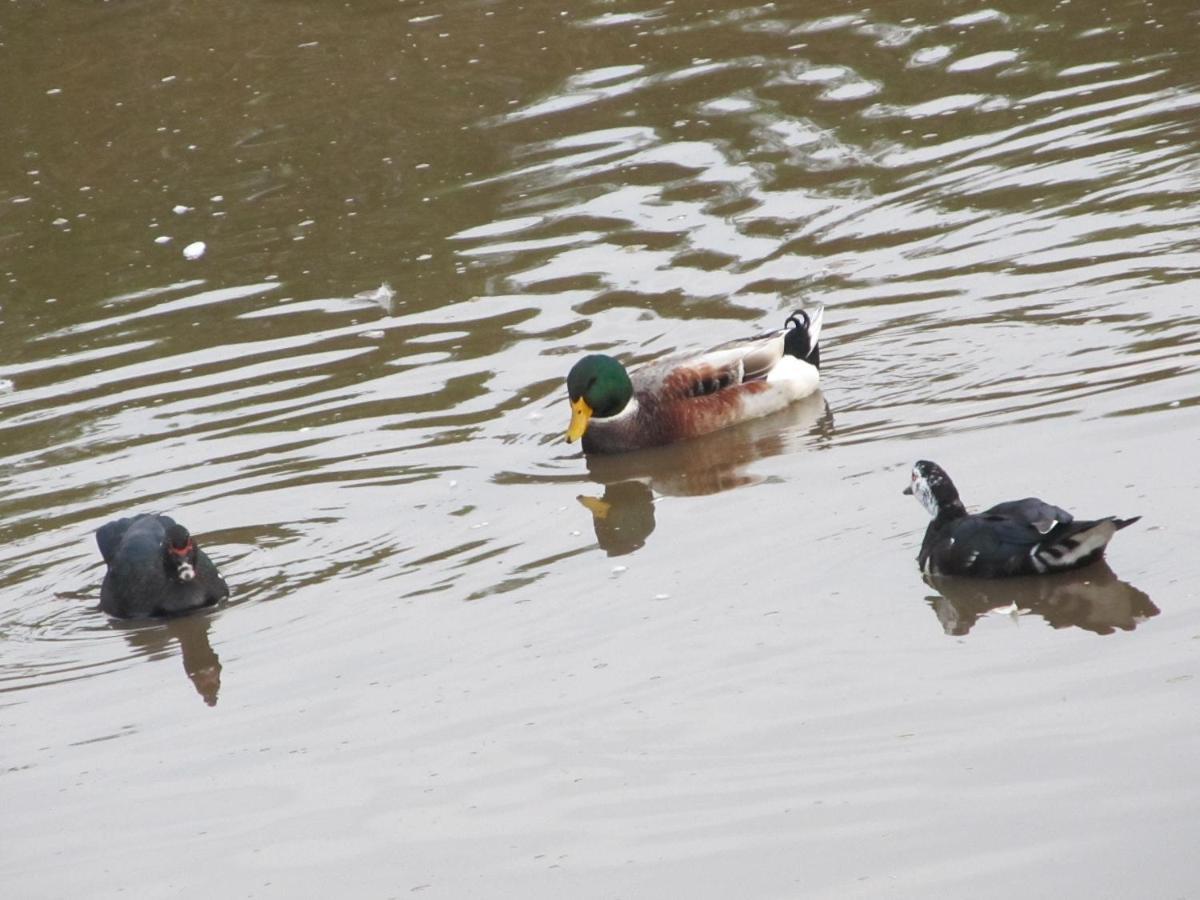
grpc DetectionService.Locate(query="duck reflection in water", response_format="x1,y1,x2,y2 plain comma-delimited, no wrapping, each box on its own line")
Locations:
116,613,222,706
576,392,831,556
577,481,656,557
924,561,1158,637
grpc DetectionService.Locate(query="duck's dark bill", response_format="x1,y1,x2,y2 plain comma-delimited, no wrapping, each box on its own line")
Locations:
903,485,913,495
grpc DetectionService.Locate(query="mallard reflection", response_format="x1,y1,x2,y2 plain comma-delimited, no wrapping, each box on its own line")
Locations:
577,392,831,555
577,481,656,557
924,562,1158,637
117,613,222,706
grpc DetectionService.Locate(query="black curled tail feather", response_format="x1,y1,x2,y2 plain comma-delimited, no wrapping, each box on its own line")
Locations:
785,310,810,332
784,310,820,368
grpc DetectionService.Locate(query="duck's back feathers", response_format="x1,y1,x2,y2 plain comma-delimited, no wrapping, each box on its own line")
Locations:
96,516,140,564
643,346,754,400
632,321,794,395
97,513,184,562
981,498,1073,535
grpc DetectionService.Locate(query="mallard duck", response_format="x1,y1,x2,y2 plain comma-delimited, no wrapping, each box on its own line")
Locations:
97,514,229,618
904,460,1140,578
565,307,823,454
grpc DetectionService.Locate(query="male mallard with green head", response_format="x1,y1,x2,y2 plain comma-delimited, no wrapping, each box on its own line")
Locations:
565,307,823,454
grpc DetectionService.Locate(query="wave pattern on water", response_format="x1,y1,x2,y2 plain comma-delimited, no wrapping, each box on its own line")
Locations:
2,0,1199,691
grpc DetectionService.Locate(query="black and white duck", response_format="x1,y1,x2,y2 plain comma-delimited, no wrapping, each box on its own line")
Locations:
565,307,823,454
903,460,1140,578
96,514,229,618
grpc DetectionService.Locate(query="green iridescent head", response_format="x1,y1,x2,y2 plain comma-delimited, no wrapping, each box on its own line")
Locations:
565,354,633,442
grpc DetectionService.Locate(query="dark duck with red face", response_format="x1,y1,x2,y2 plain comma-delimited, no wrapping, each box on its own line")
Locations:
565,307,824,455
904,460,1140,578
96,514,229,618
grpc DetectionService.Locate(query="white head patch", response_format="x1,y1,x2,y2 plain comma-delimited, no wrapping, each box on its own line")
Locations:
912,467,940,518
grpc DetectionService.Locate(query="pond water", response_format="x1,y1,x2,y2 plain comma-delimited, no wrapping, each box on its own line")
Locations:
3,0,1200,896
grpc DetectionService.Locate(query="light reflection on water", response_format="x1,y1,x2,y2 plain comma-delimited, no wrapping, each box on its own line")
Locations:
2,0,1200,895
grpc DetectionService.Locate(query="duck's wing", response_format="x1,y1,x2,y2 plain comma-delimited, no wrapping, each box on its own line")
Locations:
195,549,230,603
944,502,1125,577
931,513,1045,576
633,327,789,400
981,498,1073,535
96,517,135,563
955,513,1045,553
710,326,791,382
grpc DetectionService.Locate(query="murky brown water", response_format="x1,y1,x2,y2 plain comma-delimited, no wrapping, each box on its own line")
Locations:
4,0,1200,895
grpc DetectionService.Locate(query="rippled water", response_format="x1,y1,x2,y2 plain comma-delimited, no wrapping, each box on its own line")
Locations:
4,1,1200,896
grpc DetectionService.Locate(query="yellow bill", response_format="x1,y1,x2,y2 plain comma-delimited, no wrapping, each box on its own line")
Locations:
566,397,593,442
